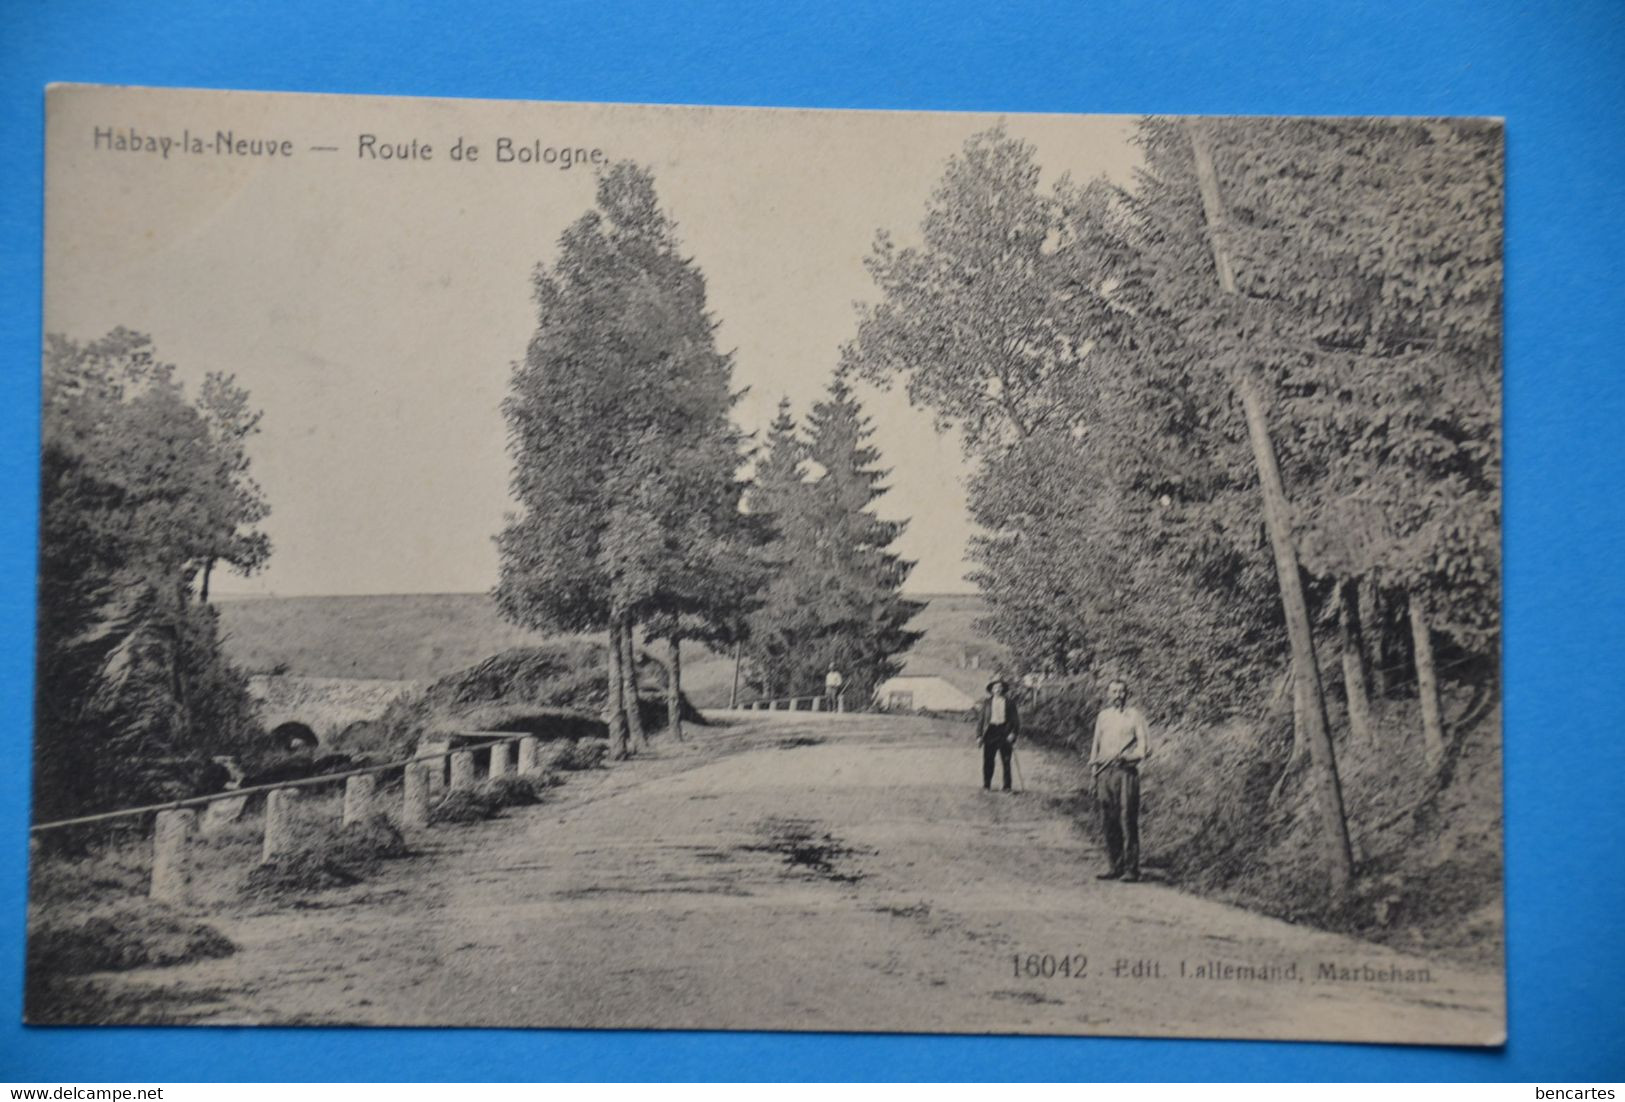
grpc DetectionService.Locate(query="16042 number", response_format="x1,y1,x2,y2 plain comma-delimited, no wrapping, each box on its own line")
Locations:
1013,953,1088,979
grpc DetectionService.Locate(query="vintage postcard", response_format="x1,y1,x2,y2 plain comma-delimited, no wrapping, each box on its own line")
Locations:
29,85,1504,1043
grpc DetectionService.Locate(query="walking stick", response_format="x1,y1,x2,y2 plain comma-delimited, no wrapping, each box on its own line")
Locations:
1012,744,1026,793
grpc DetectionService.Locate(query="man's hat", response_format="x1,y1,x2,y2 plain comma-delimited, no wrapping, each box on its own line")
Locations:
986,675,1009,692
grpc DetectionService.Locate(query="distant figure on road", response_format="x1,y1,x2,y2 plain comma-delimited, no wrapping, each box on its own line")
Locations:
976,676,1020,791
824,664,844,711
1089,678,1152,882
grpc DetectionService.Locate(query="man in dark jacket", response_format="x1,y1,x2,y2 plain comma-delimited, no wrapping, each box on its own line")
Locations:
976,676,1020,791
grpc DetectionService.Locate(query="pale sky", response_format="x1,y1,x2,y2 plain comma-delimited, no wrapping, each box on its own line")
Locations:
44,87,1141,596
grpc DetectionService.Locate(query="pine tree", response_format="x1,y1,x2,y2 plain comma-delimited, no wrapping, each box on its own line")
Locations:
741,399,816,698
801,376,924,703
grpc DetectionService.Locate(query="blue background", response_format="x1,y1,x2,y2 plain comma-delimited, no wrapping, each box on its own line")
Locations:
2,0,1622,1082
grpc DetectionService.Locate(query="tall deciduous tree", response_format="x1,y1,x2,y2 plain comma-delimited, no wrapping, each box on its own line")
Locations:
849,125,1282,722
496,162,758,754
1164,117,1501,763
1181,118,1354,892
849,113,1498,892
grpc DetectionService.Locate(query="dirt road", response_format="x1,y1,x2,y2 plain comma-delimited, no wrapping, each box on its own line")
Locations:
86,713,1504,1043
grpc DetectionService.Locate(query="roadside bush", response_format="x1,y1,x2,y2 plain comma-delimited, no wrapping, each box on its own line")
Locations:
551,739,607,771
329,813,410,861
27,901,234,976
430,787,503,824
1035,672,1504,964
479,774,546,808
1021,681,1103,752
242,812,409,898
28,830,150,908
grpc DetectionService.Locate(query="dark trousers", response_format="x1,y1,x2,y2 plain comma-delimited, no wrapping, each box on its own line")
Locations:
982,727,1012,789
1096,763,1141,874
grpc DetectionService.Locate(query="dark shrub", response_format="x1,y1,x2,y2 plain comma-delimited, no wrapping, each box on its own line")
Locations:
430,787,503,824
27,902,234,976
242,813,409,898
552,739,608,771
479,775,545,807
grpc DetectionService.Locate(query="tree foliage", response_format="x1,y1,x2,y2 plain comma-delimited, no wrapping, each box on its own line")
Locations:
849,119,1500,729
744,379,922,704
36,329,269,821
495,163,763,748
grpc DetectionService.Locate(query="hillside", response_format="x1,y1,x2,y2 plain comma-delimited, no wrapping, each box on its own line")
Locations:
893,593,1013,696
215,594,552,681
214,592,1009,708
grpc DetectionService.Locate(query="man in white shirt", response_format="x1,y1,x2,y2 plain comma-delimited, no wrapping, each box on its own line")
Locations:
824,665,844,711
976,677,1020,791
1088,678,1152,881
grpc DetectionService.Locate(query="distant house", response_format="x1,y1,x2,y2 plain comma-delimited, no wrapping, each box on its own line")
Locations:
874,675,976,714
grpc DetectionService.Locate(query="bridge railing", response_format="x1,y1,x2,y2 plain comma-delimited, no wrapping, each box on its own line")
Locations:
29,730,549,906
732,694,844,713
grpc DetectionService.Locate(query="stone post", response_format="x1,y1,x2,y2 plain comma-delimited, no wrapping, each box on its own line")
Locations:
417,738,450,798
261,788,299,863
488,741,511,778
450,750,475,790
150,808,196,904
343,774,375,826
402,764,430,827
517,736,539,774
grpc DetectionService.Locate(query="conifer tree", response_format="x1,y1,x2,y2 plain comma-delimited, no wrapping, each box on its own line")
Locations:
801,376,925,704
741,399,815,698
744,383,922,704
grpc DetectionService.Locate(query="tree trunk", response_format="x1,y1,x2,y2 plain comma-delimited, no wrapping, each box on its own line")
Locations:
667,635,685,741
1362,572,1389,696
1338,578,1376,748
621,616,649,750
1289,677,1308,766
605,620,629,760
730,641,742,710
1409,593,1445,768
200,558,214,603
1267,663,1303,805
1188,119,1355,895
1235,345,1355,895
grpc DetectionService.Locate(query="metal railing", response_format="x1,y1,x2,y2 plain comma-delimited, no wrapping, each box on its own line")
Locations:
29,730,532,833
30,730,562,905
732,694,842,713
